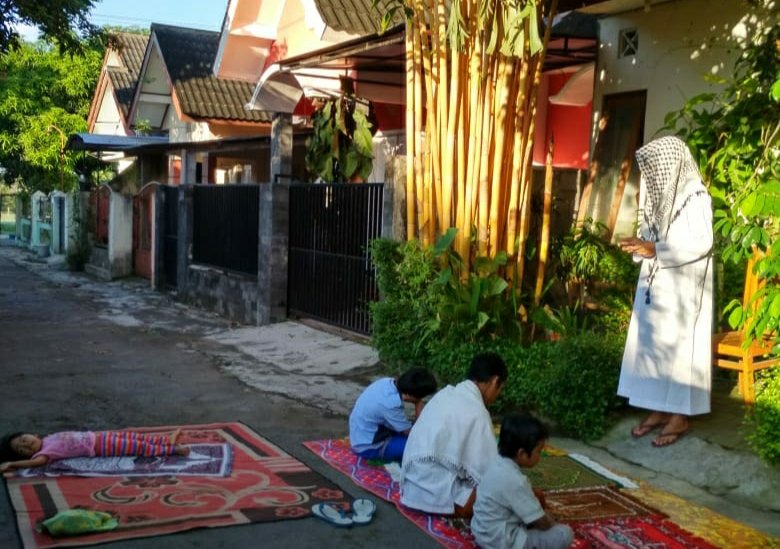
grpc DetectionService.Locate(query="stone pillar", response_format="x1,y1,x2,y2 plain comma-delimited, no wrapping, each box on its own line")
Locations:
383,155,407,241
182,148,197,184
270,113,292,183
177,184,193,292
257,183,289,325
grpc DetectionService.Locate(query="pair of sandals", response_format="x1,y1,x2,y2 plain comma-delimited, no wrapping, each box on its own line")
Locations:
631,420,688,447
312,498,376,528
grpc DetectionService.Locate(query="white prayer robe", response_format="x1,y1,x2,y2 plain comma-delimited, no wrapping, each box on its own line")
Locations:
400,380,497,514
617,179,713,415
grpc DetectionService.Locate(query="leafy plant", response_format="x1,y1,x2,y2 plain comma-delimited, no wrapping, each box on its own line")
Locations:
304,94,375,182
426,228,522,343
748,369,780,465
369,238,441,366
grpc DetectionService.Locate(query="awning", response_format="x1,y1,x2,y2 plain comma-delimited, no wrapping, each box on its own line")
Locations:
246,25,405,113
66,133,169,152
246,16,597,114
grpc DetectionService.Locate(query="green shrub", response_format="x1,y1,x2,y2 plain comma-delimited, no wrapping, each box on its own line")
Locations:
419,332,625,441
532,333,626,440
370,238,440,366
371,236,627,442
748,369,780,465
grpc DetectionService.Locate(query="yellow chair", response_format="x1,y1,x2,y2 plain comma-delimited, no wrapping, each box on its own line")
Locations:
713,250,779,404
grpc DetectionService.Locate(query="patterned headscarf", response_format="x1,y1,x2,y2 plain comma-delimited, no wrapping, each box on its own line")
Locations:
636,135,702,241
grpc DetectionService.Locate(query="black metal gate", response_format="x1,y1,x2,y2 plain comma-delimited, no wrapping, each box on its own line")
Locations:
161,185,179,289
288,183,383,335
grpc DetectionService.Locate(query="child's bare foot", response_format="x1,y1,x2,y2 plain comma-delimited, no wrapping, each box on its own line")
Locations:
174,445,190,457
170,428,182,445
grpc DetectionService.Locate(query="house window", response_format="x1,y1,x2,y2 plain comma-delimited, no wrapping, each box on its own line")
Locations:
618,29,638,58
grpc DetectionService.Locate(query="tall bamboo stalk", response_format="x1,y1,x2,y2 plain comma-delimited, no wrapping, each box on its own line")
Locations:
534,136,554,305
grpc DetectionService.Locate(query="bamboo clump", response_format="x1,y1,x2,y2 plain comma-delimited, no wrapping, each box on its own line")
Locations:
404,0,559,285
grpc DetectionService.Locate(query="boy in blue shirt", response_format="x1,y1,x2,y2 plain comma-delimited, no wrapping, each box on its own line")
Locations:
349,367,437,461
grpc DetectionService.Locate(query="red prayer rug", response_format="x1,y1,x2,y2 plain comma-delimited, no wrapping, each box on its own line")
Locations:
5,423,350,549
303,438,720,549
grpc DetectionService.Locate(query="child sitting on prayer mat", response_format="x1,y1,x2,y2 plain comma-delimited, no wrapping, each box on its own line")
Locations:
0,429,190,472
471,413,573,549
349,367,437,461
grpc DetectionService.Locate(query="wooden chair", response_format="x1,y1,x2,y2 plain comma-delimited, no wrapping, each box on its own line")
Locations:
713,249,779,404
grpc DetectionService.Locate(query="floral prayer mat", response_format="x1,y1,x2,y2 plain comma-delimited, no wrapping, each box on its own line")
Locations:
14,444,232,478
5,423,349,549
303,438,773,549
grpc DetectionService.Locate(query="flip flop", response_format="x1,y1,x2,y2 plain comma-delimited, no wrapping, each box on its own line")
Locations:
351,498,376,525
311,503,353,528
652,428,688,448
631,420,666,438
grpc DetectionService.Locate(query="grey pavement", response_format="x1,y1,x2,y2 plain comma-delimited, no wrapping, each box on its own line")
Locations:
1,243,779,547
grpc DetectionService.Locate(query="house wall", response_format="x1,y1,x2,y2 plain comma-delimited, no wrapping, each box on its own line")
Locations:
593,0,742,143
183,265,259,324
108,191,133,278
590,0,744,238
93,92,126,136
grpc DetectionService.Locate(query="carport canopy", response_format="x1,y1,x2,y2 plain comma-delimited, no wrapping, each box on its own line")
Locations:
246,12,597,114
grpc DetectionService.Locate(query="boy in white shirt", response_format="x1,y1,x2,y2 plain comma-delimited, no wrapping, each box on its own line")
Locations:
471,413,574,549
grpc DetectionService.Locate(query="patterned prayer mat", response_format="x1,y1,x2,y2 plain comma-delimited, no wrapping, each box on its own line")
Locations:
545,485,664,522
14,444,232,478
571,515,719,548
629,483,780,549
5,423,349,549
303,438,762,549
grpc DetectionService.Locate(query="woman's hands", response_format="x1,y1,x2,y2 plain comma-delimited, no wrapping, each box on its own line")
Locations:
619,237,656,258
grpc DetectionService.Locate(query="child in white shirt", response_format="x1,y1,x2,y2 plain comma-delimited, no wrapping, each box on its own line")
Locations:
471,413,573,549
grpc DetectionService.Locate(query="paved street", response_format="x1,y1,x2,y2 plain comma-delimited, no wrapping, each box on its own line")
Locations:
0,248,436,549
2,244,779,548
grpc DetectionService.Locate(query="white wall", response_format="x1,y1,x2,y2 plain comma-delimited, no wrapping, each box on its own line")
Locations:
593,0,743,143
591,0,747,237
109,191,133,278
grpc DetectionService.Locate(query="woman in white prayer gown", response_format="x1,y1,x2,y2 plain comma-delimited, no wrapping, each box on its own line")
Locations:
618,135,713,448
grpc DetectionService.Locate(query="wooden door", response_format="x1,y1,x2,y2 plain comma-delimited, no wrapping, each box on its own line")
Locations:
578,91,646,238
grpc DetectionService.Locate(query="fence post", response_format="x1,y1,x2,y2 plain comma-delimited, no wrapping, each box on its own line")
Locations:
270,113,292,182
153,184,164,290
177,184,193,293
257,183,289,325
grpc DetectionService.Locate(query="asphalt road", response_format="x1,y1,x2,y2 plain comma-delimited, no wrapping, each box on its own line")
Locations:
0,250,437,548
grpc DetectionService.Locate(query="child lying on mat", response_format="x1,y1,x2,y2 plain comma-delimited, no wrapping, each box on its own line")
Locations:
0,429,190,472
349,367,437,461
471,413,573,549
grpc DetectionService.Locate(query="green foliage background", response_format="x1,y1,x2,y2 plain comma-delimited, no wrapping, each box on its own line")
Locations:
0,38,102,193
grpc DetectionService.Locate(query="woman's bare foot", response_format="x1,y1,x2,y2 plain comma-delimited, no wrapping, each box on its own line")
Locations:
174,445,190,457
631,411,670,438
169,428,182,445
652,414,689,447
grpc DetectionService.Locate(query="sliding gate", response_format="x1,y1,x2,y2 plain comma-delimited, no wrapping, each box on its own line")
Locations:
288,183,383,335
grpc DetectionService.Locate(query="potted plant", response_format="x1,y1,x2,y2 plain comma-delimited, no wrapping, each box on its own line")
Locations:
305,83,375,183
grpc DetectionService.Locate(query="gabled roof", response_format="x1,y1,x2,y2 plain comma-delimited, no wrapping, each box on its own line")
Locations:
312,0,608,35
107,33,148,118
313,0,390,35
151,23,272,123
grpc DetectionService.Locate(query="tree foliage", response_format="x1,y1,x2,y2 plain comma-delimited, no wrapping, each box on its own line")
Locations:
0,37,102,193
663,4,779,347
0,0,98,54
